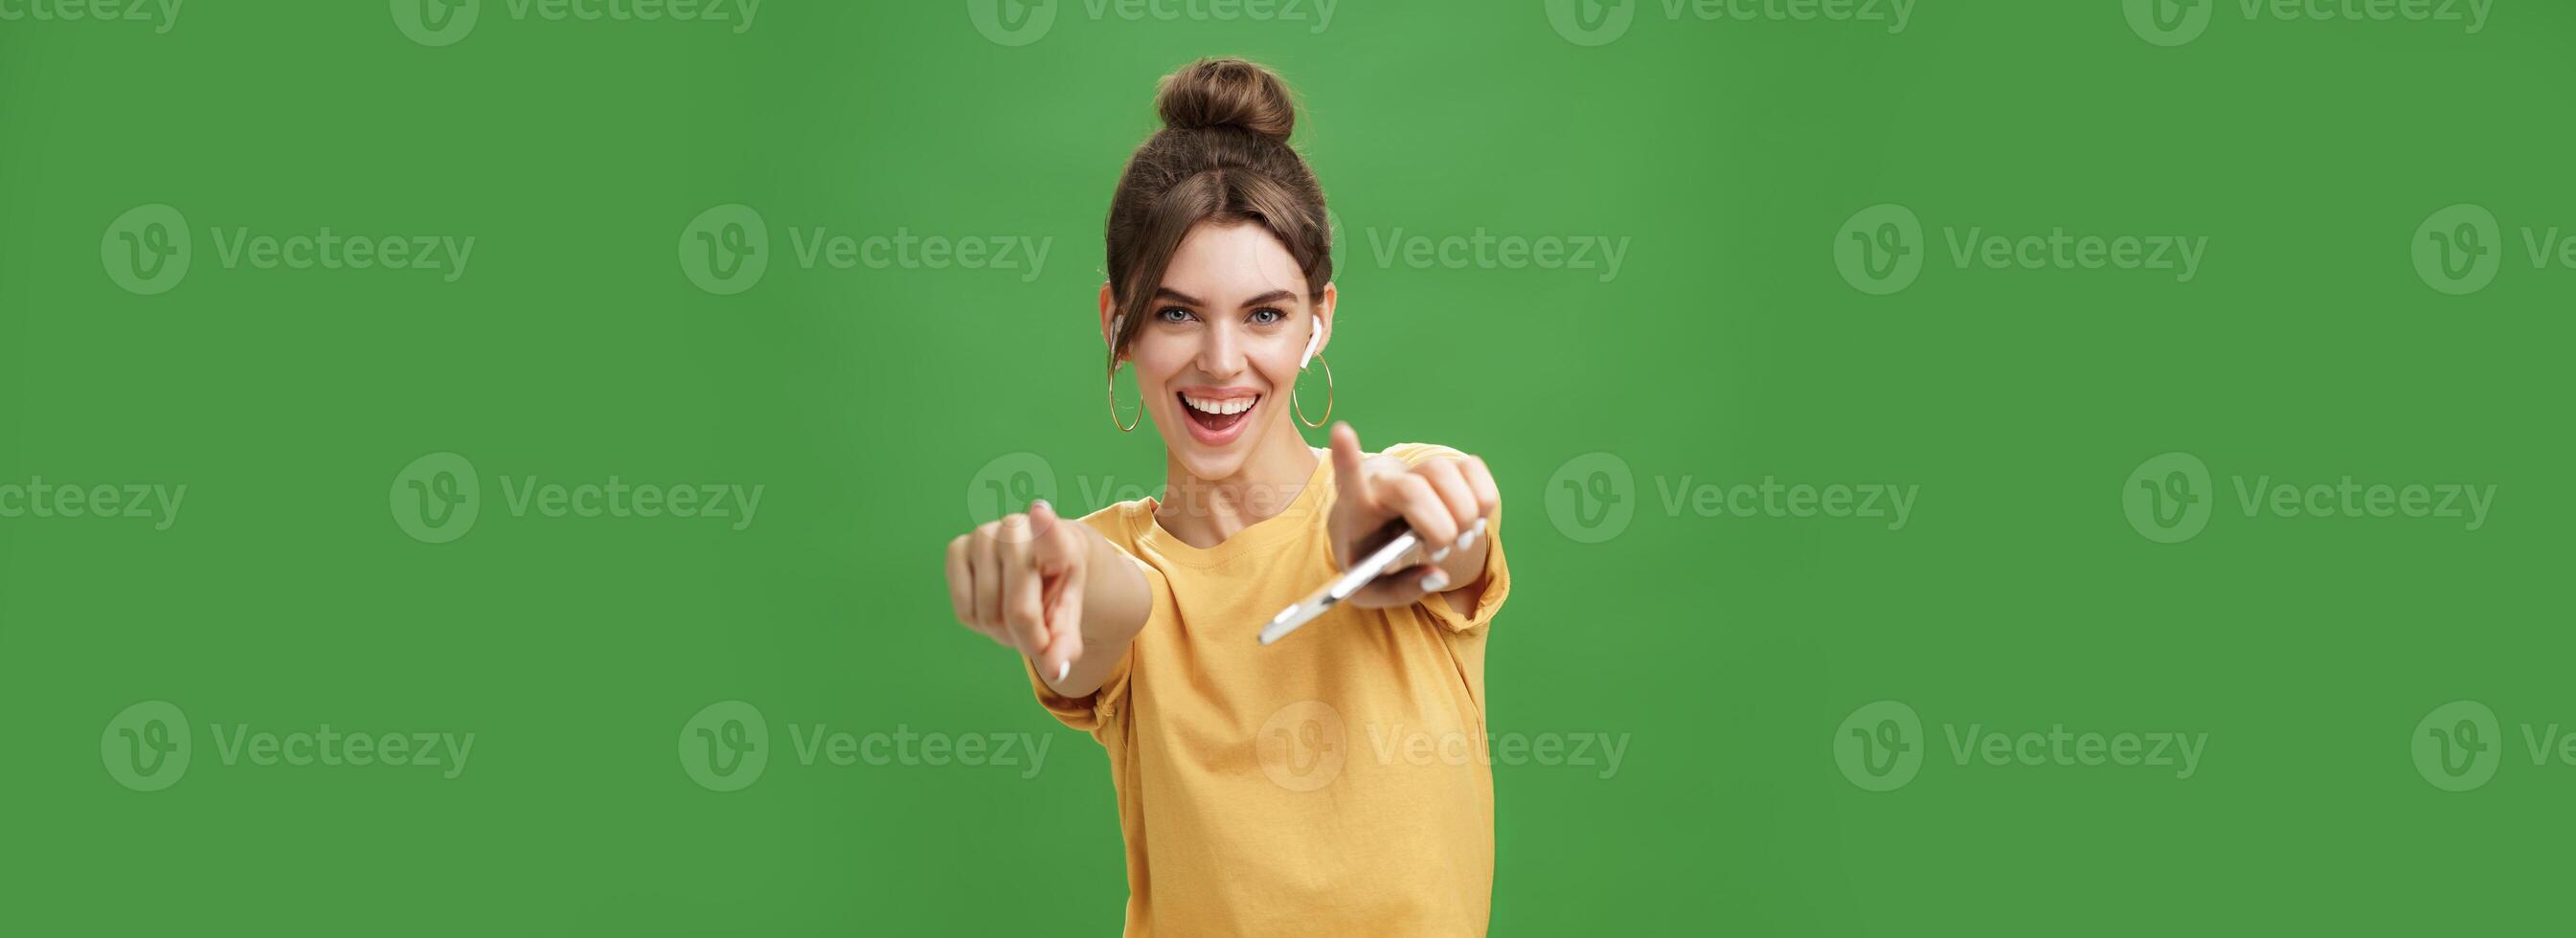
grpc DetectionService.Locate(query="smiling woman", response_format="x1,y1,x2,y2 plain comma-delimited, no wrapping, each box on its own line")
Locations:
938,57,1512,936
1122,225,1321,453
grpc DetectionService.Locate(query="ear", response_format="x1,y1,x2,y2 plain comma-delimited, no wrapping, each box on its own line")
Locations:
1097,281,1120,356
1305,281,1337,368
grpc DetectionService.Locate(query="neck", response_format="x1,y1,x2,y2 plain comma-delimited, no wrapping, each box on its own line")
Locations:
1154,427,1322,548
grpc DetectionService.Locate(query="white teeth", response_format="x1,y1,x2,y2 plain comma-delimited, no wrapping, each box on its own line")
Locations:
1183,393,1257,415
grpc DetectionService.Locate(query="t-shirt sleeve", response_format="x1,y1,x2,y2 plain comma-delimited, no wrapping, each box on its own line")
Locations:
1024,632,1135,737
1382,442,1512,635
1023,505,1163,738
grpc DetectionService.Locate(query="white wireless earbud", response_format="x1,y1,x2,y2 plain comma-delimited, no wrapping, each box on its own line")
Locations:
1300,325,1322,369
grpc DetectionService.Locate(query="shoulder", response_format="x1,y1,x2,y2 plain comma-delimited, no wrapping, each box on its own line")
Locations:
1075,498,1153,550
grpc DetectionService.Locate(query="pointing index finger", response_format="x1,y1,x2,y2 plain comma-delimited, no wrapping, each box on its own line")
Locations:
1330,422,1369,505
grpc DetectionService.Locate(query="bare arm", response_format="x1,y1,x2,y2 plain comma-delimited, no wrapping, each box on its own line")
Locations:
945,501,1152,699
1045,517,1151,696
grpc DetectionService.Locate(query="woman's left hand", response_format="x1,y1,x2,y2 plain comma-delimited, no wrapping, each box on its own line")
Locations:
1325,422,1501,610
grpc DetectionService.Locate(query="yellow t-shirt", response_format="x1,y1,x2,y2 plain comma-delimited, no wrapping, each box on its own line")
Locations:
1026,442,1511,937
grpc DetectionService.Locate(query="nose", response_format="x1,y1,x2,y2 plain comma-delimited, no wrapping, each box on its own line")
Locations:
1195,319,1245,380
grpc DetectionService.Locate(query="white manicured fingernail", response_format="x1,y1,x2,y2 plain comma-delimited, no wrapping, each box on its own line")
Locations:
1431,546,1452,563
1422,569,1451,592
1055,660,1070,682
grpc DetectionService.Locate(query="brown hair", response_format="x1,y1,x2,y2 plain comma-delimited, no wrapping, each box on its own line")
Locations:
1102,57,1332,376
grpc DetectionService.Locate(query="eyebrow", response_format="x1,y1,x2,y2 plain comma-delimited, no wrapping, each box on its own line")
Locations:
1152,286,1301,308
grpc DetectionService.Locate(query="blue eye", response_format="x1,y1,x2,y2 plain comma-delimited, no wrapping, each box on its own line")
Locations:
1156,306,1196,323
1249,308,1284,325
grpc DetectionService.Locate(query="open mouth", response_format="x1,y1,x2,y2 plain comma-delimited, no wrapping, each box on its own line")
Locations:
1178,391,1259,438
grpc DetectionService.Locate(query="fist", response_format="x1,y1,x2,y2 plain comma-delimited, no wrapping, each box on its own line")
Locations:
1325,423,1501,609
945,500,1087,681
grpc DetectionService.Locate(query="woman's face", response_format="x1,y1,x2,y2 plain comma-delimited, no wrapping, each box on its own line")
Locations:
1108,220,1333,483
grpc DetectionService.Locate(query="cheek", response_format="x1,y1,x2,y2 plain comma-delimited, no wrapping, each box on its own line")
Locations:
1248,343,1303,391
1128,337,1191,390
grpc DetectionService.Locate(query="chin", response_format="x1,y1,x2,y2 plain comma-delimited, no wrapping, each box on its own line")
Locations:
1173,447,1252,484
1165,420,1258,480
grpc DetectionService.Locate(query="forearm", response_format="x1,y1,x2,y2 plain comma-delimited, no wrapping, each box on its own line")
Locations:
1044,524,1151,698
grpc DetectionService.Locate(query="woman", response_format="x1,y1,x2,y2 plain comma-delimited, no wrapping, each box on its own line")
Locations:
942,57,1510,936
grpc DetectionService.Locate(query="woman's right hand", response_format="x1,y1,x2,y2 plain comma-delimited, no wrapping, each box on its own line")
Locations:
946,501,1087,683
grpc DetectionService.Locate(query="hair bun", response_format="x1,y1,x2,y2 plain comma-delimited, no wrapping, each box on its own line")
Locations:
1156,57,1295,142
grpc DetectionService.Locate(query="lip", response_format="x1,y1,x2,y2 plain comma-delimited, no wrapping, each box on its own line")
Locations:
1175,389,1262,447
1175,385,1264,401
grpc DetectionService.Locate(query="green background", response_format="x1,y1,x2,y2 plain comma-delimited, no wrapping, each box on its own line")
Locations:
4,0,2569,933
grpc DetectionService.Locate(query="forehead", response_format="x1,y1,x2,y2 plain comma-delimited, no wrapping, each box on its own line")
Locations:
1161,220,1306,304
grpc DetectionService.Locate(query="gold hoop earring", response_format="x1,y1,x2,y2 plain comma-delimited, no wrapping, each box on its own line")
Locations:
1293,353,1333,428
1107,363,1141,433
